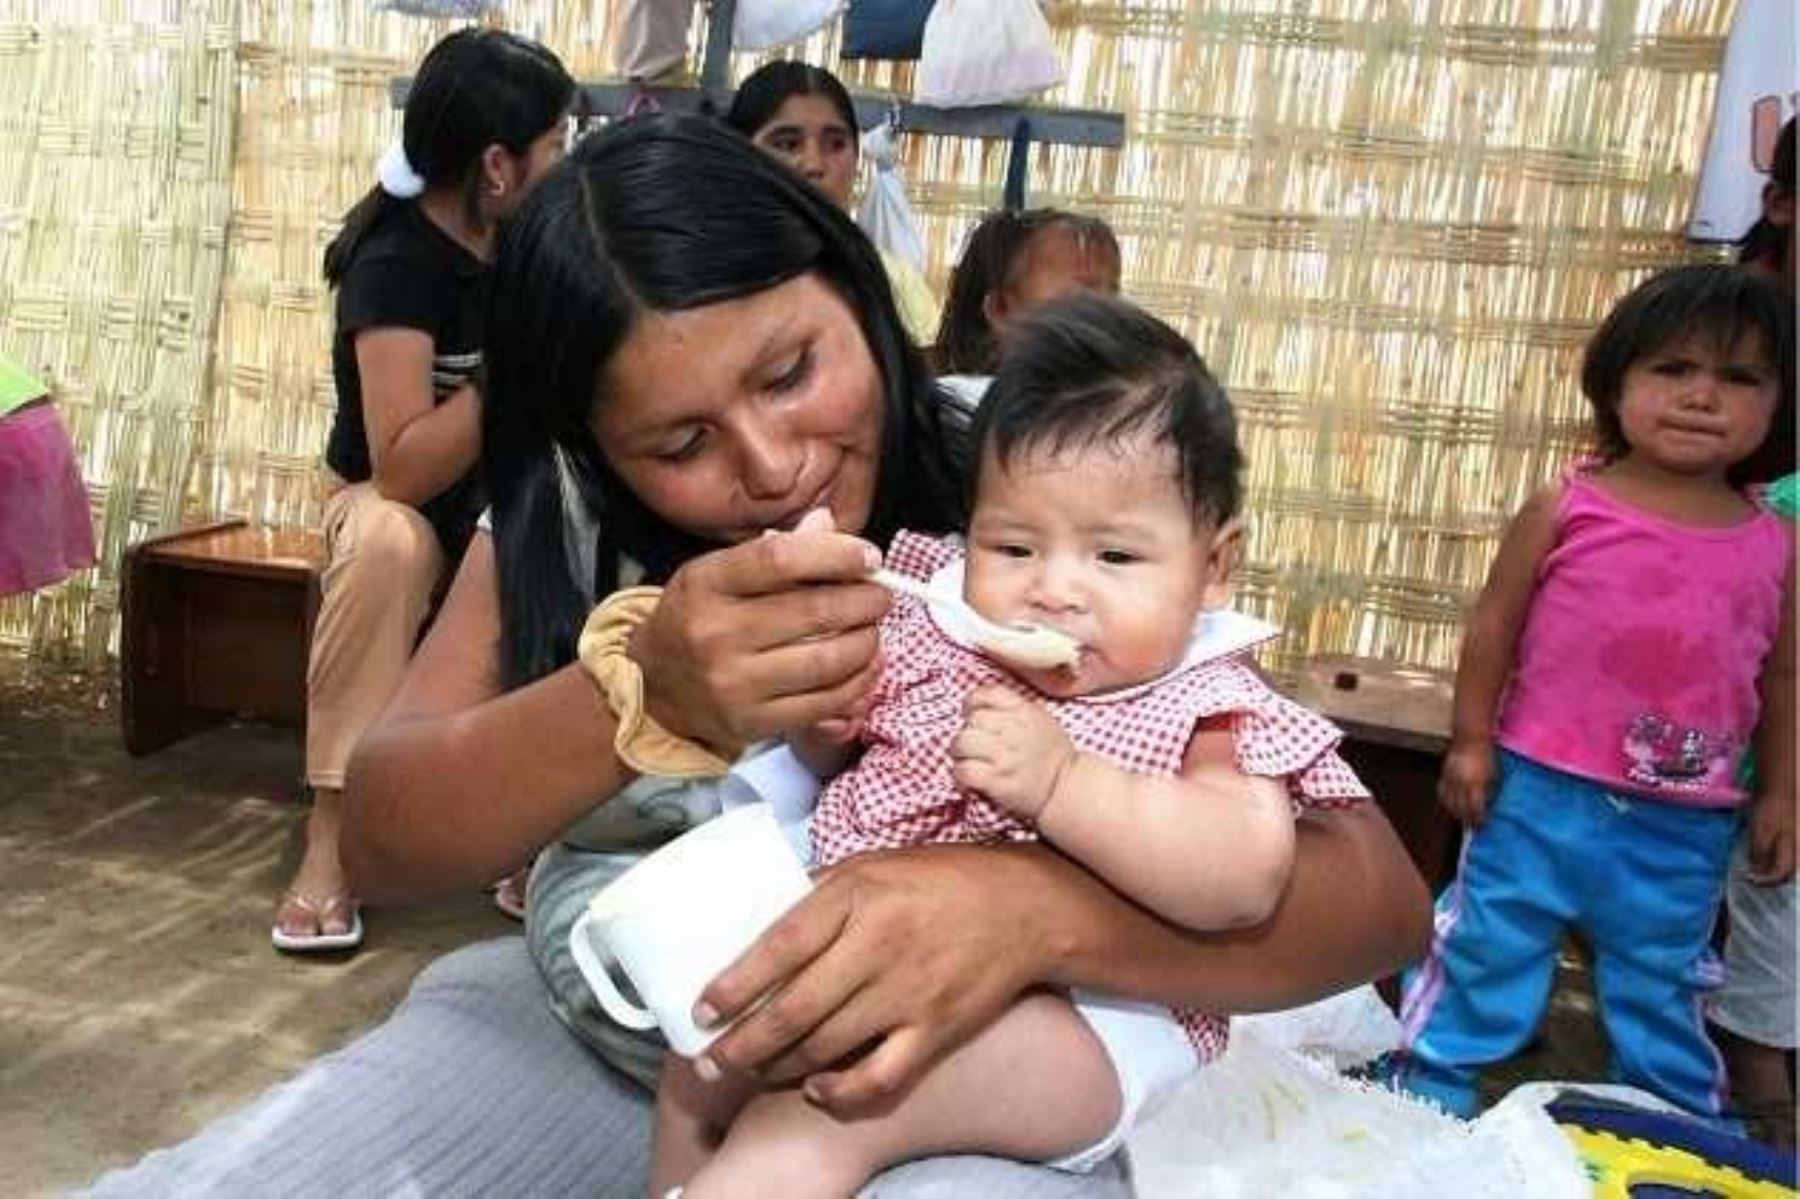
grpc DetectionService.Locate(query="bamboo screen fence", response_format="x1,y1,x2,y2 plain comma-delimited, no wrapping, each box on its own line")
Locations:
1,0,1732,675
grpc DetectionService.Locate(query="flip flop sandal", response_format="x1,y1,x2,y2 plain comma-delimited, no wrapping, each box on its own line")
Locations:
271,891,365,953
490,870,528,921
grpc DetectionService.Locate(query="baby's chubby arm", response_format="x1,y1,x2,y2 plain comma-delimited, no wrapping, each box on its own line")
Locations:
950,685,1295,930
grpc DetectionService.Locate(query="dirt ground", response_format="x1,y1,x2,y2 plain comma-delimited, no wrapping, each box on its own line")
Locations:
0,656,1625,1196
0,660,515,1196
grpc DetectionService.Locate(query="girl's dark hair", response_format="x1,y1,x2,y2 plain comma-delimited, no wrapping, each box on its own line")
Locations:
972,292,1242,527
483,115,965,687
723,60,859,144
1739,118,1795,271
933,208,1121,375
323,29,574,285
1579,264,1795,486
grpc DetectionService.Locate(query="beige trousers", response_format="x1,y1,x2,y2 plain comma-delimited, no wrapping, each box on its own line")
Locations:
305,482,445,788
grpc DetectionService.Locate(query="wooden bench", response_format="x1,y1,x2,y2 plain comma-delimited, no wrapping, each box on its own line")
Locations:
1290,655,1458,892
122,520,325,755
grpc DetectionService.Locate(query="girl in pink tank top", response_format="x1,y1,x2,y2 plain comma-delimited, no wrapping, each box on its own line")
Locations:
1395,264,1795,1124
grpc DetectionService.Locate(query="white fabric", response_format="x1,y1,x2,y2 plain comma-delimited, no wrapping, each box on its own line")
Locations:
1045,993,1198,1173
376,140,426,199
856,123,929,272
732,0,844,51
372,0,498,17
916,0,1064,108
615,0,695,79
1687,0,1796,242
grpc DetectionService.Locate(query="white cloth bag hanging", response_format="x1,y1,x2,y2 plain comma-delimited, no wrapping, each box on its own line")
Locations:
733,0,846,51
915,0,1063,108
1687,0,1796,242
615,0,695,80
855,123,928,271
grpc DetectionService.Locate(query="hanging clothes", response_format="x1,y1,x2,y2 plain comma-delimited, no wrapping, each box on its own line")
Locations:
615,0,694,81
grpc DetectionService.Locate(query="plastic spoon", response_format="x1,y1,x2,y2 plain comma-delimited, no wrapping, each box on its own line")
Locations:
869,569,1081,670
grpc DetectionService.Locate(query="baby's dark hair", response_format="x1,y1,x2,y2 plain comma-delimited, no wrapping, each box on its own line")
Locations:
969,293,1242,528
1580,264,1794,483
933,208,1121,374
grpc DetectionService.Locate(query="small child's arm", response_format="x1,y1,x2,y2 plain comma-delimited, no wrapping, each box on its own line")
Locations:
949,686,1295,930
1441,484,1562,826
1748,537,1795,885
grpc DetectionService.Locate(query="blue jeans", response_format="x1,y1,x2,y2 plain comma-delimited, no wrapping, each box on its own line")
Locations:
1395,751,1738,1121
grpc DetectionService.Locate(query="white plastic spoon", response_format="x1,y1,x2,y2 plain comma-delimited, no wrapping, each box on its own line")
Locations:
869,569,1081,670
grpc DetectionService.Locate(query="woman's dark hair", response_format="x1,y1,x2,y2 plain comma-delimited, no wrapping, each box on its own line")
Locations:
1739,118,1795,271
483,115,965,687
972,293,1242,527
323,29,574,285
1579,264,1794,486
723,60,859,145
933,208,1121,375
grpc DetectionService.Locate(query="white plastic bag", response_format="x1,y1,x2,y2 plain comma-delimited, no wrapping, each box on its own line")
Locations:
855,123,928,272
733,0,845,51
1231,983,1402,1071
916,0,1063,108
1127,1031,1591,1199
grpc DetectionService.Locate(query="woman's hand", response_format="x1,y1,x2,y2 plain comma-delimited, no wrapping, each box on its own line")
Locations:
1438,737,1496,826
628,515,891,751
693,843,1049,1115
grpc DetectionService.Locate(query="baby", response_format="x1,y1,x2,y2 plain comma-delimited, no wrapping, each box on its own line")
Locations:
653,293,1369,1198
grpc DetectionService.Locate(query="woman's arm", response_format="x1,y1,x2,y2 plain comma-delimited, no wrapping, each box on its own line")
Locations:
340,533,630,901
1438,484,1561,825
341,526,894,903
355,328,482,506
699,799,1429,1112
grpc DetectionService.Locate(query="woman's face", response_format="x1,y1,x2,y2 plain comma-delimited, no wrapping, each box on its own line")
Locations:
752,94,859,209
591,273,885,544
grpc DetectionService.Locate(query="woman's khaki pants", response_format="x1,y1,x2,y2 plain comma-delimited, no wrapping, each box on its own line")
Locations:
305,482,444,789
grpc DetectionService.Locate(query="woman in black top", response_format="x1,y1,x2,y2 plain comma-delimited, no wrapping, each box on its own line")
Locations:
274,29,574,952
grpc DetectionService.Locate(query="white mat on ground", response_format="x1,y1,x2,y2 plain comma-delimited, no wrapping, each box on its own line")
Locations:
1127,987,1590,1198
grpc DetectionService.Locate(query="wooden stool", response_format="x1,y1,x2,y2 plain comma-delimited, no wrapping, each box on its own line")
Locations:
1290,655,1457,892
122,520,325,755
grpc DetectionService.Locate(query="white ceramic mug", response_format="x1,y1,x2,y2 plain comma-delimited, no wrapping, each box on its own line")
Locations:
567,803,813,1057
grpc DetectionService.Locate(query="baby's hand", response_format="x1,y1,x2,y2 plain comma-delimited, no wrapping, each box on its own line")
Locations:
949,684,1076,821
1746,790,1796,886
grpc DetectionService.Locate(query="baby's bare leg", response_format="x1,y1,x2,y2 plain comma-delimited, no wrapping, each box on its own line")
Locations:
648,1056,760,1198
683,992,1121,1199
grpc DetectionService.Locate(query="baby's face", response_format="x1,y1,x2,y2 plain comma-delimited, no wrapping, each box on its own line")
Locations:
963,436,1237,698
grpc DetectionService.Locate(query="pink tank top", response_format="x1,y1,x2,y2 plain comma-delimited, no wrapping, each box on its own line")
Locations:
1497,475,1790,807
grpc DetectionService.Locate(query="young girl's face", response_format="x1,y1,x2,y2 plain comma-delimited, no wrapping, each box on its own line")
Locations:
1616,332,1781,477
963,434,1239,698
985,225,1121,333
752,94,859,210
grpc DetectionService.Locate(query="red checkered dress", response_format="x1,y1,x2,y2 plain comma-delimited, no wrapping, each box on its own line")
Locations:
810,532,1370,1060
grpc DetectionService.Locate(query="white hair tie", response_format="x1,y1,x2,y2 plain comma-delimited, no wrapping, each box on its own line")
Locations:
377,140,426,199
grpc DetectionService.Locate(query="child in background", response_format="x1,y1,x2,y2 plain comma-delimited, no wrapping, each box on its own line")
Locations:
0,355,95,599
931,207,1121,376
1709,117,1799,1147
1395,264,1795,1125
652,294,1370,1197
